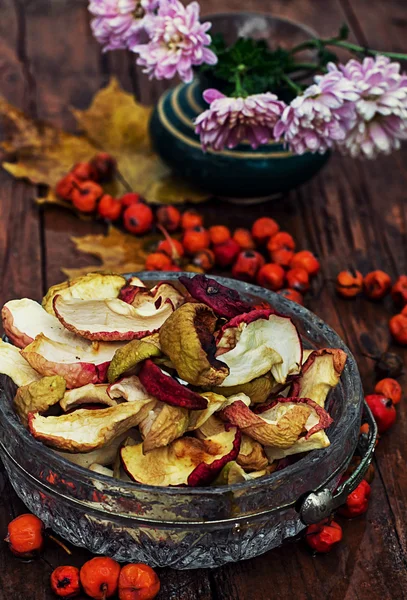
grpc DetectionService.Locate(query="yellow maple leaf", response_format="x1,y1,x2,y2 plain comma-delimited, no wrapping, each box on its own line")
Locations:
62,226,161,279
0,78,209,205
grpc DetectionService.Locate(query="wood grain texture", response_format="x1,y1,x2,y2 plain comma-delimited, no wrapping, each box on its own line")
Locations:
0,0,407,598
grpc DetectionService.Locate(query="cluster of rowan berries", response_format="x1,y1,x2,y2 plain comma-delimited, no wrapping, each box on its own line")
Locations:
336,269,407,345
5,513,160,599
146,213,321,306
55,153,153,234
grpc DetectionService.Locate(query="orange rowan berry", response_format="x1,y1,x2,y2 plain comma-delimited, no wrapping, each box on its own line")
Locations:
277,288,304,305
267,232,296,267
157,238,184,259
97,195,122,221
145,252,173,271
71,181,103,213
233,228,255,250
80,557,120,600
391,275,407,306
181,210,203,230
336,269,363,298
71,161,98,181
123,203,153,235
50,565,81,598
363,270,392,300
118,563,160,600
257,263,285,291
209,225,231,246
290,250,320,277
375,378,402,405
286,267,310,293
232,250,265,282
120,193,141,208
305,520,342,553
90,153,117,182
213,238,240,267
156,206,181,232
252,217,279,244
55,174,80,202
5,514,44,558
183,226,210,254
167,264,182,272
192,249,215,271
389,313,407,346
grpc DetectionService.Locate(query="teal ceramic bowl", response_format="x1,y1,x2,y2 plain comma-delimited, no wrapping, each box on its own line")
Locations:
149,13,330,203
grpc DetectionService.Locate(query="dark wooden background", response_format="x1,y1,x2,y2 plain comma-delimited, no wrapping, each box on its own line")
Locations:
0,0,406,598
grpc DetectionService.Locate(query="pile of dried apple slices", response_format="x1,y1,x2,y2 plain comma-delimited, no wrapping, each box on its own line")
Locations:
0,273,346,487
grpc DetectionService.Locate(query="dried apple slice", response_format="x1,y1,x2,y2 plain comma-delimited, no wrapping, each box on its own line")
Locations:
220,399,312,448
29,398,156,452
2,298,88,349
187,392,250,431
120,282,184,310
213,462,269,485
179,274,252,318
0,340,41,386
290,349,347,407
60,384,116,412
255,397,333,438
237,435,269,472
14,375,66,426
21,334,126,389
216,310,302,386
89,464,114,477
159,303,229,386
107,375,152,403
56,431,134,468
265,430,330,461
121,426,241,487
107,338,162,383
139,403,189,452
138,359,208,410
42,272,126,315
53,294,176,342
207,373,276,405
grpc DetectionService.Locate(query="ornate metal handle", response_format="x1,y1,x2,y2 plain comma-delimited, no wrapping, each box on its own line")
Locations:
299,400,377,525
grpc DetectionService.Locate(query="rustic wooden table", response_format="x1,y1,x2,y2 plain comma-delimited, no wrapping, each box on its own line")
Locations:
0,0,406,598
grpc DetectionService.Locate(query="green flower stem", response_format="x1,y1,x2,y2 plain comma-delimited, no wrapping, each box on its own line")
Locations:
233,68,248,98
290,37,407,61
281,74,303,95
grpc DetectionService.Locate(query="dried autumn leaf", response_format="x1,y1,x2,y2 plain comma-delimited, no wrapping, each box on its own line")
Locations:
73,78,209,205
61,227,158,279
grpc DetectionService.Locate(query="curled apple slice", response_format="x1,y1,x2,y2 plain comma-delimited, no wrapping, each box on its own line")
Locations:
256,397,333,439
159,303,229,386
290,348,347,407
107,375,152,403
220,399,311,448
179,274,252,318
213,462,269,485
2,298,88,349
207,373,276,405
139,403,189,452
56,431,134,468
28,398,156,452
107,338,162,383
89,464,114,477
42,272,126,315
53,294,176,342
188,392,250,431
121,426,241,487
265,430,330,461
120,282,184,310
14,375,66,426
237,435,269,472
138,359,208,410
216,310,302,386
0,340,41,387
60,384,116,412
21,334,125,389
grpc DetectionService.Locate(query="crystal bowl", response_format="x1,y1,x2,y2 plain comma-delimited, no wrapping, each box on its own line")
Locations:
0,273,363,569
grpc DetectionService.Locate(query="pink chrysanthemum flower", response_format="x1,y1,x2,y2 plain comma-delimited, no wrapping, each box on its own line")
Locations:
133,0,217,83
332,56,407,158
195,89,286,152
274,69,359,155
89,0,158,52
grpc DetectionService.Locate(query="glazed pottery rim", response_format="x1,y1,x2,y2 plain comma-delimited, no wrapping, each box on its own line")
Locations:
0,272,362,499
206,11,319,41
